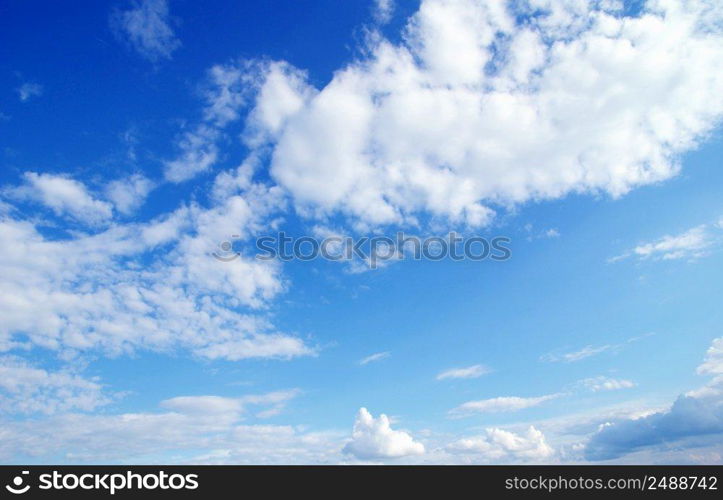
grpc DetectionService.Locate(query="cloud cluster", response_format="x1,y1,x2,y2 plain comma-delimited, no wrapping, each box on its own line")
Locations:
236,0,723,228
585,337,723,461
447,426,554,462
0,167,312,361
0,391,341,464
0,356,111,415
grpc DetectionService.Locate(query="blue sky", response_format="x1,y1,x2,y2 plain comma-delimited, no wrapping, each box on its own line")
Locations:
0,0,722,464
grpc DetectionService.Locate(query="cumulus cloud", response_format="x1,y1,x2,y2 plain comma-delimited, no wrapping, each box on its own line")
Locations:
436,364,491,380
447,426,554,462
585,337,723,461
111,0,181,62
233,0,723,228
450,394,561,416
105,174,155,215
0,356,111,415
6,172,113,225
358,351,390,365
343,408,425,459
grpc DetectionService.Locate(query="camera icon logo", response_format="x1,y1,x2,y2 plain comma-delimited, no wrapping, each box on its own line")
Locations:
5,471,30,495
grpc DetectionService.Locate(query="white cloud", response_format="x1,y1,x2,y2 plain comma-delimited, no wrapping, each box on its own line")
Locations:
111,0,181,62
105,174,155,215
0,392,341,464
0,169,312,361
697,337,723,376
436,364,491,380
359,351,390,365
579,376,635,392
233,0,723,228
0,356,111,415
373,0,395,24
17,82,43,102
160,389,300,419
8,172,113,225
541,344,613,363
447,426,554,461
343,408,425,459
612,224,717,262
450,394,561,416
585,337,723,461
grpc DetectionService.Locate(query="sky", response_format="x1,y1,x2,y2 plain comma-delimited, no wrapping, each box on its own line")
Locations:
0,0,722,464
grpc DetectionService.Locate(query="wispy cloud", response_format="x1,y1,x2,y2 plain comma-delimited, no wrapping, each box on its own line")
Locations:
111,0,181,62
449,394,562,417
542,334,655,363
359,352,391,365
16,82,43,102
610,222,721,263
436,364,491,380
578,376,635,392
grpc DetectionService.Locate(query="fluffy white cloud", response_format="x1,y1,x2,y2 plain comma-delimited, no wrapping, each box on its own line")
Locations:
436,364,491,380
111,0,181,62
233,0,723,228
7,172,113,225
450,394,561,416
447,426,554,461
105,174,155,215
0,356,111,415
343,408,425,459
579,376,635,392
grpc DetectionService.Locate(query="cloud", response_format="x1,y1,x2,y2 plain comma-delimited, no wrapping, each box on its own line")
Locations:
0,356,111,415
373,0,395,24
111,0,181,62
578,376,635,392
343,408,425,459
234,0,723,228
450,394,561,416
584,337,723,461
105,174,155,215
541,344,613,363
0,167,313,361
611,223,719,262
0,393,341,464
359,351,390,365
163,61,280,182
160,389,300,419
436,364,491,380
447,426,554,461
16,82,43,102
7,172,113,225
542,334,655,363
